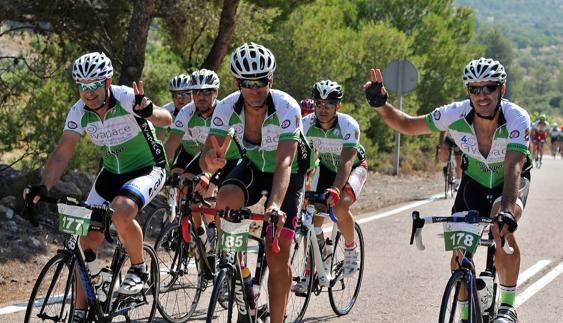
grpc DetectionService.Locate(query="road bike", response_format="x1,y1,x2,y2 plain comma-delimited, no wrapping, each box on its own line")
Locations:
410,210,515,323
286,191,365,322
24,195,159,322
205,208,279,323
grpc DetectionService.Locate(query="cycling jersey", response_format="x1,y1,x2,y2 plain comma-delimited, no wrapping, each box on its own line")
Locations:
303,112,366,173
155,102,181,134
209,90,311,174
425,99,531,188
64,85,166,174
170,102,240,159
550,127,561,141
532,129,548,142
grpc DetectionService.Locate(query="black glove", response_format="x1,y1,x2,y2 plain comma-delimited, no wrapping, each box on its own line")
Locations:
497,211,518,233
365,81,388,108
24,185,47,208
134,94,153,118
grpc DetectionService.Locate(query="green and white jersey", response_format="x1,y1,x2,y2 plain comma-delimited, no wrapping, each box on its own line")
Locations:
64,85,166,174
170,102,240,159
155,102,179,135
425,99,532,188
209,89,310,173
303,112,366,173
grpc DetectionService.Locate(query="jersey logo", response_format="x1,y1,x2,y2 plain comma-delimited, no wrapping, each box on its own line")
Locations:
460,135,476,146
333,129,340,136
433,110,441,121
344,133,351,140
67,121,78,129
86,124,97,134
175,121,184,128
213,117,223,126
509,130,520,139
281,119,291,129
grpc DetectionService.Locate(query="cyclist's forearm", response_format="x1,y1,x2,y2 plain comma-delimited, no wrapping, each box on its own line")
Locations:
500,152,525,214
268,163,291,209
41,151,71,191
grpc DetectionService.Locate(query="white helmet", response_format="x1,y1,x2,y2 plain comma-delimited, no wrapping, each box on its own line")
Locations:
230,42,276,79
312,80,343,101
189,69,220,89
463,57,507,86
72,52,113,82
169,74,191,91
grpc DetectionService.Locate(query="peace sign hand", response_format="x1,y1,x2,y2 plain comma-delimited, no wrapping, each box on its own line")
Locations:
203,130,233,172
363,68,389,108
133,80,154,118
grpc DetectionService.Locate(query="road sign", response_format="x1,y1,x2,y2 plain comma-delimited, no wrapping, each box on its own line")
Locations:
383,59,418,95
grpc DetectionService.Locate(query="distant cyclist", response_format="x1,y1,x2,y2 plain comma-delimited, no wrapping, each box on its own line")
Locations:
438,131,462,190
365,57,532,323
24,52,172,322
293,80,367,293
156,74,192,141
531,114,549,165
550,122,560,158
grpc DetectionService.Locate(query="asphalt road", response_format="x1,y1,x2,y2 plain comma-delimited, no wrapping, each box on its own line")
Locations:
3,156,562,322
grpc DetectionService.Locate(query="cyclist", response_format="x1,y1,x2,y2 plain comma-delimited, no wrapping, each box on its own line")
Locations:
531,114,549,165
164,68,240,248
293,80,367,293
549,122,560,158
199,42,311,323
364,58,531,323
156,74,192,141
438,131,462,190
299,98,315,117
24,52,172,322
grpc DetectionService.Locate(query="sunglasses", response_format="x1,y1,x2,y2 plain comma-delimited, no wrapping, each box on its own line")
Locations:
78,80,105,92
467,83,500,95
314,100,338,109
172,92,192,99
238,78,269,89
193,89,215,96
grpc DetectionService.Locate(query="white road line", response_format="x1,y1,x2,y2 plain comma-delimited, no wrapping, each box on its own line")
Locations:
357,193,443,224
517,259,551,286
516,261,563,308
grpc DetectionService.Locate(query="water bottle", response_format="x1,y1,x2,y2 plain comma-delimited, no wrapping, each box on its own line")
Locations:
85,251,112,303
303,205,315,227
241,267,256,315
322,238,333,270
477,271,494,313
96,267,112,303
167,187,178,223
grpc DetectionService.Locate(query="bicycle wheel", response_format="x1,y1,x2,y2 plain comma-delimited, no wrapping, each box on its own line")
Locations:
443,163,450,199
109,243,159,322
142,207,170,247
206,268,235,323
438,270,482,323
447,160,456,197
24,253,76,323
286,226,314,322
154,223,202,322
328,222,364,316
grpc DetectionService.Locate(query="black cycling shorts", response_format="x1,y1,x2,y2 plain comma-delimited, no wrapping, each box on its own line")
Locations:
222,158,306,238
452,174,530,217
172,148,196,170
183,153,239,187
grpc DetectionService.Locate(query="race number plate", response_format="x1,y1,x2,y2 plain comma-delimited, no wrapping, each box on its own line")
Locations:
57,204,92,236
219,220,250,252
443,222,483,254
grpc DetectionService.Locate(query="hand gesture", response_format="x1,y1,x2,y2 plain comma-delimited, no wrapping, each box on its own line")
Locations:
203,133,232,172
133,80,153,118
364,68,389,108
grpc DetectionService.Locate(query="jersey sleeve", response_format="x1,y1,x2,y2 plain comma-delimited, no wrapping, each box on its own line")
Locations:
170,105,192,136
111,85,136,115
506,107,531,153
63,102,86,136
341,114,361,149
277,97,301,142
208,97,233,137
424,101,465,132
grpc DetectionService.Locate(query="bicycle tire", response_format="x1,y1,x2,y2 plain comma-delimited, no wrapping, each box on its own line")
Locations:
142,207,170,247
206,268,235,323
286,227,314,322
154,223,202,322
447,160,456,198
24,252,76,323
328,222,364,316
438,270,482,323
109,242,159,322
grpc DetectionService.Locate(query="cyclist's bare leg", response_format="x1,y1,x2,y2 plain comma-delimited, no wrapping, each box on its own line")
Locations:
333,192,355,244
266,236,292,323
75,231,104,309
491,202,522,289
450,249,469,300
539,143,545,163
111,196,143,265
213,184,244,231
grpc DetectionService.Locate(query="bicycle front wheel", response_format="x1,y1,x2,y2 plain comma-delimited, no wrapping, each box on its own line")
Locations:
24,252,76,323
142,207,170,247
438,270,482,323
206,268,235,323
154,223,202,322
286,226,314,322
109,243,159,322
328,222,364,315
